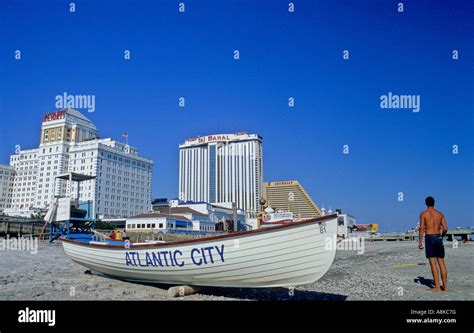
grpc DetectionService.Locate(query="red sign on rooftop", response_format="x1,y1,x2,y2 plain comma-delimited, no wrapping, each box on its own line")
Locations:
43,110,66,122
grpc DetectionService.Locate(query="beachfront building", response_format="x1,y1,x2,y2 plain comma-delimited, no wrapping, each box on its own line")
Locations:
0,165,15,211
126,213,193,232
126,212,216,234
8,148,39,212
178,133,263,215
262,180,322,219
337,212,357,239
153,199,247,230
6,108,153,218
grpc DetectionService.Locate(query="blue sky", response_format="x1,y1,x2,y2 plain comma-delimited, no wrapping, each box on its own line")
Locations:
1,0,473,231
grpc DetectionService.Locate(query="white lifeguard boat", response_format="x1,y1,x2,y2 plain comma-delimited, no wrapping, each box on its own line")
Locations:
61,214,338,288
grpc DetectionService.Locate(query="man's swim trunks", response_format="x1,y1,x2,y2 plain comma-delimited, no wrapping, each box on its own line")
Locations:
425,234,445,258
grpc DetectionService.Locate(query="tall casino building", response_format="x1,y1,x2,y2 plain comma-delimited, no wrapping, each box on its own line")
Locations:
179,133,263,214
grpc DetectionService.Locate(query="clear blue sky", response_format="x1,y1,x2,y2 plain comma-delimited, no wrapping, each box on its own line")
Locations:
1,0,473,231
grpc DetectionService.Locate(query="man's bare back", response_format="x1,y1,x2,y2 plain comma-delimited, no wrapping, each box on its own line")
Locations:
420,209,447,236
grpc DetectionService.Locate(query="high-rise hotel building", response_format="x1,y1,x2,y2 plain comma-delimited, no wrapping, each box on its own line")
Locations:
0,165,15,210
3,108,153,218
179,133,263,214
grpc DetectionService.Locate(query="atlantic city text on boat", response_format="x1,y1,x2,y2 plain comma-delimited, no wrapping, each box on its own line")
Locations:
125,244,225,268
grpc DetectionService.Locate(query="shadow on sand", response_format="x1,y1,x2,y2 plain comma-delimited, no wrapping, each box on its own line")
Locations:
191,286,348,301
85,270,347,301
414,276,435,289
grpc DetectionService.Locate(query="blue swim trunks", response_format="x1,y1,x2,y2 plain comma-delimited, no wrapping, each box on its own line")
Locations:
425,234,445,258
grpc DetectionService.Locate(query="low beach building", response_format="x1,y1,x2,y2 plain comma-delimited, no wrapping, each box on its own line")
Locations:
125,212,216,234
337,212,357,239
153,199,247,231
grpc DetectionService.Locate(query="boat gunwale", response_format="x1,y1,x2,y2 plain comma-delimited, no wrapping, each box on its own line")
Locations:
61,213,337,249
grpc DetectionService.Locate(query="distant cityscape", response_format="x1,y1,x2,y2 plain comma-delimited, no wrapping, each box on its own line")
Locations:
0,108,358,233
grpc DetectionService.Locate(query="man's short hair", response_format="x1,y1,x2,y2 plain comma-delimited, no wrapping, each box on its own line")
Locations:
425,196,435,207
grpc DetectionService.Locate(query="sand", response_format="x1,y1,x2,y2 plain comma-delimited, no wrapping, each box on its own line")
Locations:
0,239,472,300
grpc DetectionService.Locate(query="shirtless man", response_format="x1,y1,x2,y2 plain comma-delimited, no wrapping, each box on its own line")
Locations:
418,196,448,292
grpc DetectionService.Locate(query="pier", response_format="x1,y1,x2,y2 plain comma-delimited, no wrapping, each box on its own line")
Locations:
445,229,473,242
0,221,46,238
366,233,416,242
366,230,473,242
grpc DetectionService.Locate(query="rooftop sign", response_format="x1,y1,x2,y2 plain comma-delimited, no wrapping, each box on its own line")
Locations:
43,110,66,122
183,132,260,146
267,181,296,186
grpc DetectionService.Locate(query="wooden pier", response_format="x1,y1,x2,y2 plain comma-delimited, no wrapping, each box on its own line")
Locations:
446,230,473,242
366,230,473,242
0,221,46,238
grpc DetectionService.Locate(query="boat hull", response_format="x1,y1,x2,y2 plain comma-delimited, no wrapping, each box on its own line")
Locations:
61,215,338,288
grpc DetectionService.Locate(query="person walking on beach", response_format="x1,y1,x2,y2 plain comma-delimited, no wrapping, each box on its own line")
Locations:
418,196,448,292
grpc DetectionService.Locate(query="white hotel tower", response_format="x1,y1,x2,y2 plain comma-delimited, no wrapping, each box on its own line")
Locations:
179,133,263,214
6,109,153,218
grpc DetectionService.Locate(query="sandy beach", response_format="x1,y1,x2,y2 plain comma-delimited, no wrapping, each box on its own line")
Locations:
1,240,472,301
